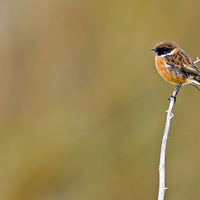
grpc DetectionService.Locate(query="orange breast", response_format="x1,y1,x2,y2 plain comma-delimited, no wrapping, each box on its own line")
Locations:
155,57,189,84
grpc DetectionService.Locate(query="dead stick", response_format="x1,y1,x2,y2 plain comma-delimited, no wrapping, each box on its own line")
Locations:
158,84,181,200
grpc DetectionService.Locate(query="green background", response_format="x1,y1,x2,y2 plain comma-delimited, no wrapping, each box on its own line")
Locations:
1,0,200,199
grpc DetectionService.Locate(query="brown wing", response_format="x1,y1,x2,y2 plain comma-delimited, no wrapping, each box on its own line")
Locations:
165,49,200,77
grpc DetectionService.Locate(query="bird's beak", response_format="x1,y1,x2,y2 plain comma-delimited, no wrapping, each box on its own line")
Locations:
150,48,156,51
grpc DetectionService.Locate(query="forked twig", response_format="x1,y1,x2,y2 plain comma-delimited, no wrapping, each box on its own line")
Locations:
194,57,200,64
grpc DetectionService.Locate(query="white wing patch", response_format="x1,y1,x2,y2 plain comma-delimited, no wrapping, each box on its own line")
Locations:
164,61,181,69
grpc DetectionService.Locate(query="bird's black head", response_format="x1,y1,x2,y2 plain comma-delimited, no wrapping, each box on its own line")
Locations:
151,42,178,56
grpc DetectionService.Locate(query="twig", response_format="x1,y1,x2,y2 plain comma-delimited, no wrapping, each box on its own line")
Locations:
194,57,200,64
157,85,181,200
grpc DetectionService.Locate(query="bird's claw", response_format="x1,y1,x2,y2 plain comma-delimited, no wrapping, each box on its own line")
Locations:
168,95,176,102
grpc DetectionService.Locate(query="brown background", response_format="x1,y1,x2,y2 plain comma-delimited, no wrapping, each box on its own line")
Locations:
1,0,200,199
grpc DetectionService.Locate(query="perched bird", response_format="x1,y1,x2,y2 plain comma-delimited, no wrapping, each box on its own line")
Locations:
150,41,200,86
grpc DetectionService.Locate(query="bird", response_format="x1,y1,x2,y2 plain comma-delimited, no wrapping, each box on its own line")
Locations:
150,42,200,86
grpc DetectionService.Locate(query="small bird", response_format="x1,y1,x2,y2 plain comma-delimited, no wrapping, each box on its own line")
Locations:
151,42,200,86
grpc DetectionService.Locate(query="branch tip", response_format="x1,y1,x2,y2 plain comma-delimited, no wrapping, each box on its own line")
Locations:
194,57,200,64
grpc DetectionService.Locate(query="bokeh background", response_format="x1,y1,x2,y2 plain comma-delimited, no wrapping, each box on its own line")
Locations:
1,0,200,199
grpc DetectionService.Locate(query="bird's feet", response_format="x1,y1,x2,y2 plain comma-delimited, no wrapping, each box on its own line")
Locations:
168,95,176,102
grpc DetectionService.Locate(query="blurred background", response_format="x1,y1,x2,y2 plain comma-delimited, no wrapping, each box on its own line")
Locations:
1,0,200,199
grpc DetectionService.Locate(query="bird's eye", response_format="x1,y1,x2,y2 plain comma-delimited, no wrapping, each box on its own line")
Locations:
163,47,170,51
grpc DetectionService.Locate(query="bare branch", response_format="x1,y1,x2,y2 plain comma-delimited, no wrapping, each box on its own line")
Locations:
158,85,181,200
